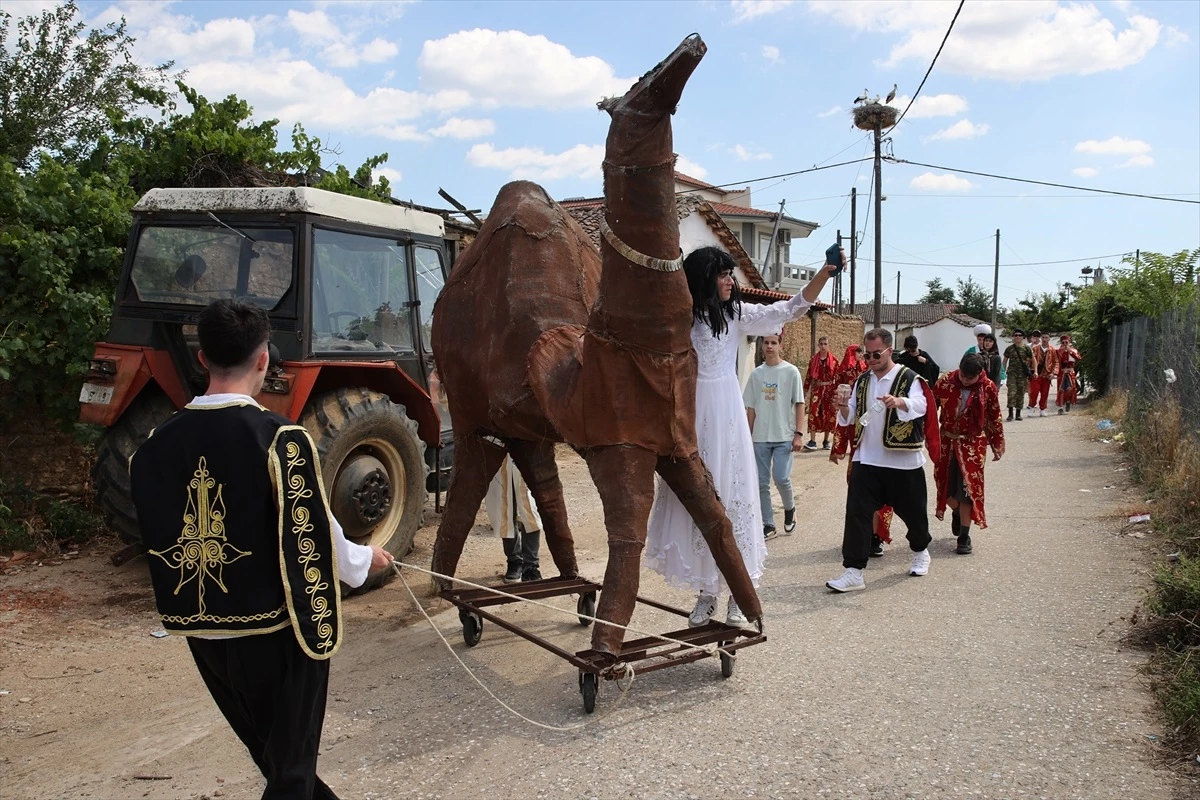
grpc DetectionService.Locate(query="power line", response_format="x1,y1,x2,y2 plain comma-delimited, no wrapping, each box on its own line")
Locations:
888,0,965,133
888,158,1200,205
871,251,1131,268
675,157,873,194
883,192,1200,199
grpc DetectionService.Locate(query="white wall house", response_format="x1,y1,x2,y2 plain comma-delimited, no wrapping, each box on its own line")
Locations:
674,173,820,294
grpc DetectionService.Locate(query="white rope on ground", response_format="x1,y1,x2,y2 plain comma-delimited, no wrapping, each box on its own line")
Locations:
392,563,634,731
391,560,743,660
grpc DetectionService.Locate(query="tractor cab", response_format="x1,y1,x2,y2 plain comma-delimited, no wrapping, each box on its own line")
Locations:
82,187,455,569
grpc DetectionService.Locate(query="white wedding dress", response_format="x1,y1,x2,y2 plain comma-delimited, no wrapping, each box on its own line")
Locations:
644,292,813,594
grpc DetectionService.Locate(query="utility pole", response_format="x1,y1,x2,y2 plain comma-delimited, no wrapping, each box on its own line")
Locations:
991,229,1000,326
760,199,786,288
835,229,843,312
873,126,883,328
849,187,857,316
894,271,901,334
1135,248,1140,277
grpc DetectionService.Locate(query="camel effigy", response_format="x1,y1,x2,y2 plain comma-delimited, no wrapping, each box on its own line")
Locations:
430,33,761,658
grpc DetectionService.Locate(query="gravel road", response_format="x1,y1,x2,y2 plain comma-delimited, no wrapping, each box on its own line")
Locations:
2,410,1193,799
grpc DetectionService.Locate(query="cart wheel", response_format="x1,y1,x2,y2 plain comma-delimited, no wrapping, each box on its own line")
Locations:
459,611,482,647
580,672,598,713
720,648,735,679
577,592,597,627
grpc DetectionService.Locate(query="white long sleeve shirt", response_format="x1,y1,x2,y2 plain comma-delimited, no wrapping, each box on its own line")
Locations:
836,364,928,470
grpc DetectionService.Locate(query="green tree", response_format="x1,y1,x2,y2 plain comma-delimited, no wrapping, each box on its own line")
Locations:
955,276,994,321
1071,249,1199,393
919,278,956,305
1006,290,1073,335
0,1,170,168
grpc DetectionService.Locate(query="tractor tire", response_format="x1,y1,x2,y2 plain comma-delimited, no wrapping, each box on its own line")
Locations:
92,390,178,545
301,389,426,592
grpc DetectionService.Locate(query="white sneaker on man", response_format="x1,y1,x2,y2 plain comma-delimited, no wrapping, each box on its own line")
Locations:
726,597,750,627
826,568,865,592
688,593,718,627
910,549,931,576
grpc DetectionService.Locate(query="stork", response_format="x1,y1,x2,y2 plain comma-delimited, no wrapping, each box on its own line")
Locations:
854,89,869,105
885,83,897,104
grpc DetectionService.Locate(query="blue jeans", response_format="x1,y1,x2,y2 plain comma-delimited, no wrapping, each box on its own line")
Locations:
753,441,795,529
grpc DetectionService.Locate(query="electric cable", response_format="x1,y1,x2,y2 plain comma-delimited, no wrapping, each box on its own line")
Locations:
887,0,965,133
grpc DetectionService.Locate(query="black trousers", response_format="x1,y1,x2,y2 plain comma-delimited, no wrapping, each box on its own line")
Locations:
187,628,337,800
843,462,931,569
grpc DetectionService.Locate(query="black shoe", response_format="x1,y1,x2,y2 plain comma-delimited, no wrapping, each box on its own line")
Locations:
1015,411,1023,421
870,536,884,557
1007,409,1013,421
764,524,779,540
783,508,796,534
950,515,961,538
521,567,543,582
1066,402,1071,412
503,562,524,583
956,534,973,555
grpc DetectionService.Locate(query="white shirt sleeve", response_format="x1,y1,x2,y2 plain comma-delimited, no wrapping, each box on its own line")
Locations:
896,375,927,421
333,515,374,589
738,292,814,336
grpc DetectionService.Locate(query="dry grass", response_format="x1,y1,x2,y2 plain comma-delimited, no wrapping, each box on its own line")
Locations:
1089,389,1128,422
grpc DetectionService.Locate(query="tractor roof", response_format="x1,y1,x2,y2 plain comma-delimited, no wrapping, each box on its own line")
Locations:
133,187,445,238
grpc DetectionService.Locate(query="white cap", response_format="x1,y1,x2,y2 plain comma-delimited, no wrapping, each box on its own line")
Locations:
972,323,992,336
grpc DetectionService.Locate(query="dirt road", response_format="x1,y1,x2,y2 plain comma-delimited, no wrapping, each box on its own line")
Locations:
2,412,1194,799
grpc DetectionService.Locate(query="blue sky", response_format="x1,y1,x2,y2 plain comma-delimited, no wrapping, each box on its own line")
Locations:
20,0,1200,309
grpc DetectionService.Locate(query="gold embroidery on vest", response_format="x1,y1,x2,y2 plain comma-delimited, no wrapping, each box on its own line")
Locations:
149,457,258,625
285,442,335,653
888,420,914,441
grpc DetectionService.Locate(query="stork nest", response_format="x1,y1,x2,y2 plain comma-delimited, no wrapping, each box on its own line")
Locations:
853,103,898,131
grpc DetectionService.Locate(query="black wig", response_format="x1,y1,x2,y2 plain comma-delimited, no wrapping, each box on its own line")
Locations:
683,246,742,338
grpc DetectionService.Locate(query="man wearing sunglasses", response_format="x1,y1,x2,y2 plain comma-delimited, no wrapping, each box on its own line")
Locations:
826,328,936,592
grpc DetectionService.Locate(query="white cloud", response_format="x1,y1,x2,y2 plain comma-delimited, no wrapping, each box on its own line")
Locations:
1074,136,1151,155
762,45,782,64
1072,166,1099,178
909,172,974,191
1119,154,1154,168
1166,27,1190,47
90,4,258,64
732,144,772,161
928,119,990,141
886,93,968,118
731,0,797,23
322,37,400,68
428,118,496,139
676,155,709,179
373,166,403,186
466,143,605,181
810,1,1164,80
287,9,340,43
817,105,844,118
419,29,635,109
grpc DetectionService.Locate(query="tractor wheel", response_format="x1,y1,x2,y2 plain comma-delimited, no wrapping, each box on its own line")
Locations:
301,389,426,592
92,390,178,545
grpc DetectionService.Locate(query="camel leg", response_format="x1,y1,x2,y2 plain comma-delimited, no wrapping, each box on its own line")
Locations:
655,454,762,622
430,433,507,589
506,439,578,578
584,445,657,656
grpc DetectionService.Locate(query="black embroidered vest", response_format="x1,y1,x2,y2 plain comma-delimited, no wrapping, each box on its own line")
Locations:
130,401,343,659
852,365,926,451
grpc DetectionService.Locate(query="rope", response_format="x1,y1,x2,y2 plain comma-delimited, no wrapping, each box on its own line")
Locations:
392,560,736,659
391,563,634,731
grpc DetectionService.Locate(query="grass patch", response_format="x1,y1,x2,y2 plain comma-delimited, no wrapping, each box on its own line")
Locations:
0,478,108,554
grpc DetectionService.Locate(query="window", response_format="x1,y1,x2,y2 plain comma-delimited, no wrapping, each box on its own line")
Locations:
413,246,446,352
311,229,413,353
129,225,294,308
787,267,801,280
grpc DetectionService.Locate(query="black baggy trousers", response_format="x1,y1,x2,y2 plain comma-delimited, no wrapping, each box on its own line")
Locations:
187,627,337,800
843,462,931,570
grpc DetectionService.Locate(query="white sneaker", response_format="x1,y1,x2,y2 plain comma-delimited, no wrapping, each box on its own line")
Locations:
826,568,865,593
688,593,718,627
726,597,750,627
910,549,931,576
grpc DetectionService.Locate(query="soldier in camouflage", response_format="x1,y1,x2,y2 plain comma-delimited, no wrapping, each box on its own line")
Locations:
1002,329,1035,422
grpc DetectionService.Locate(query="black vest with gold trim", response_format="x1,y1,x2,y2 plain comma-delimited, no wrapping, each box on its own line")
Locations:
852,365,926,451
130,400,343,660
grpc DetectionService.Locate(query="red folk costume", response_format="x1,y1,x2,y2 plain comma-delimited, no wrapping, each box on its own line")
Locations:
805,348,840,433
1056,342,1081,407
836,345,868,387
931,371,1005,527
829,370,941,544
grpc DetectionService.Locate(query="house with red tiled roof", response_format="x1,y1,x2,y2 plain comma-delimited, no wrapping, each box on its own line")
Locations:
674,172,820,293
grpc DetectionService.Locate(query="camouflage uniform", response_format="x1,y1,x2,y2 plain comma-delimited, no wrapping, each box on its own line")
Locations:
1003,343,1034,410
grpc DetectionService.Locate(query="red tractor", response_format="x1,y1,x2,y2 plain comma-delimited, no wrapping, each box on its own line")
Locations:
80,187,455,584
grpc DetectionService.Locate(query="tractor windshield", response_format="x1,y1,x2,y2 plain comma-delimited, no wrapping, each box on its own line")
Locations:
128,224,295,308
311,228,415,354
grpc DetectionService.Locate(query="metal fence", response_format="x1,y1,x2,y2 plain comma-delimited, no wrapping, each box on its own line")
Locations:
1108,302,1200,429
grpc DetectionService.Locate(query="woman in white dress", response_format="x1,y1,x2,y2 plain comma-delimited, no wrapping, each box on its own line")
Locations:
644,246,837,626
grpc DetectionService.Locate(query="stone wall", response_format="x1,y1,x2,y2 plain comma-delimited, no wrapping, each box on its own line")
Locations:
776,310,865,374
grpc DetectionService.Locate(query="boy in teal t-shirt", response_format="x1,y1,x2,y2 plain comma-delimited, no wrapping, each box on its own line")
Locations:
743,333,805,539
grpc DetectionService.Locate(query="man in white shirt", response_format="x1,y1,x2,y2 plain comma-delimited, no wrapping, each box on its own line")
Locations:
826,328,933,592
743,332,805,539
